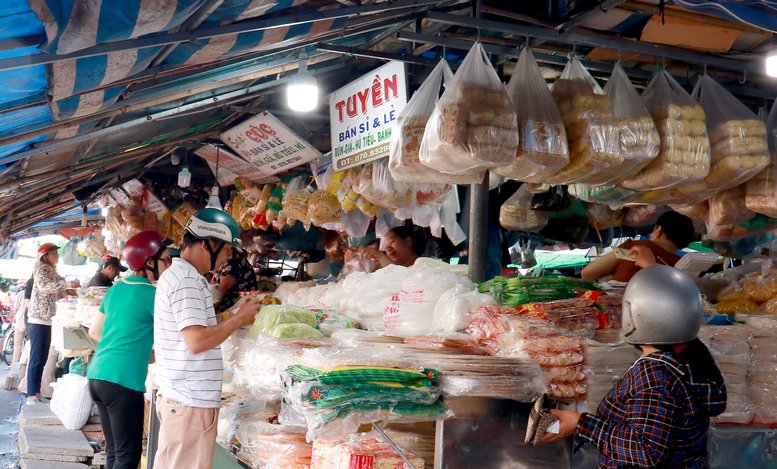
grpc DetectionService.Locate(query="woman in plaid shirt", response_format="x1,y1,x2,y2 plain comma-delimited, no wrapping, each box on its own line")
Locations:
545,265,726,468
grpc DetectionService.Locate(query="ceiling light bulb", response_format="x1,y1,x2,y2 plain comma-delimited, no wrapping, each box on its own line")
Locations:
287,69,318,112
101,206,109,217
767,52,777,78
178,166,191,188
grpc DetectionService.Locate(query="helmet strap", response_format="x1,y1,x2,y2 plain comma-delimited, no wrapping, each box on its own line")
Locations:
204,240,225,271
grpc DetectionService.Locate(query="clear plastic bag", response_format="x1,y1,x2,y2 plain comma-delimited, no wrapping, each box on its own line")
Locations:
496,48,569,183
307,189,341,226
679,75,769,197
546,56,621,185
283,188,312,227
603,62,660,182
311,431,425,468
355,160,417,210
587,204,623,230
746,100,777,216
707,185,754,227
499,184,549,231
568,184,638,206
431,285,495,333
623,71,711,190
234,421,312,468
420,43,518,177
622,204,668,227
390,60,478,184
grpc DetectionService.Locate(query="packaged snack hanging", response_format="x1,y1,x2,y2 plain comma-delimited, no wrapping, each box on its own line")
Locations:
746,100,777,217
499,184,549,232
496,48,569,183
420,43,518,177
355,160,417,210
602,62,660,182
545,55,621,185
389,61,479,184
679,75,769,198
707,185,754,228
622,71,710,190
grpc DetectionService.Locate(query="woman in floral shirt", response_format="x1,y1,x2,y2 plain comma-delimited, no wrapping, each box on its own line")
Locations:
212,249,258,312
27,243,73,404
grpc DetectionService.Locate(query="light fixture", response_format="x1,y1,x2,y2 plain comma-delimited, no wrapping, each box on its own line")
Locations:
178,166,191,188
207,185,222,210
287,51,319,112
101,206,109,217
767,51,777,77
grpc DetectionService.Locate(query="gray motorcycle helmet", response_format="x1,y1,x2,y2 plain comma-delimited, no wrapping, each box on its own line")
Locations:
622,265,703,345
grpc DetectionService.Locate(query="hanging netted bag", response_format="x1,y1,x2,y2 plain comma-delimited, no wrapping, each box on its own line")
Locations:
420,43,518,178
495,48,569,183
602,62,660,182
499,184,549,232
746,101,777,217
678,75,769,198
545,55,621,185
622,71,710,190
389,61,478,184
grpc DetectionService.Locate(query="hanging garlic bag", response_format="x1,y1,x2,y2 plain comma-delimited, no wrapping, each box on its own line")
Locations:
545,55,621,185
746,100,777,217
602,62,660,183
622,71,710,190
679,75,769,198
420,43,518,177
496,48,569,183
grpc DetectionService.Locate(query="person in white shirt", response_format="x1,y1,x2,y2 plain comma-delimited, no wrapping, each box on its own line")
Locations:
153,208,259,469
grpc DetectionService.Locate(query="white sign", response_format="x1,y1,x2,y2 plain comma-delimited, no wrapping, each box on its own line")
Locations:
329,61,407,171
221,112,322,177
194,144,265,185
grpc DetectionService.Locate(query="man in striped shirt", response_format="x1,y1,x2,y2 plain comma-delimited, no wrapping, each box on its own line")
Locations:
153,209,259,469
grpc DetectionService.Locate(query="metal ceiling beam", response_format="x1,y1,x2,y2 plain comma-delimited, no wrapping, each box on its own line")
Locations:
0,0,442,72
554,0,628,32
396,32,777,100
425,11,766,75
315,43,435,65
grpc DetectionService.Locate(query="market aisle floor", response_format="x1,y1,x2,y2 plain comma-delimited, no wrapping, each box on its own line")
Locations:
0,365,21,468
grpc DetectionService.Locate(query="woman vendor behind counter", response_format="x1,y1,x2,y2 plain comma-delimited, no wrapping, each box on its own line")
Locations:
347,226,426,270
581,211,695,283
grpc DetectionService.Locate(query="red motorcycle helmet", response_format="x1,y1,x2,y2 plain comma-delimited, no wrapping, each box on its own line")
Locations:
37,243,58,260
122,231,172,272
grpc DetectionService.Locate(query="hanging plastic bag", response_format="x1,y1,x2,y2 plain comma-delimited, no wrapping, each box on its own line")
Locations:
545,55,621,185
587,204,623,230
420,43,518,177
354,160,416,209
707,185,754,228
568,184,638,206
496,48,569,183
389,61,478,184
622,205,669,228
61,237,86,266
499,185,549,232
746,100,777,217
679,75,769,198
603,62,660,182
622,71,710,190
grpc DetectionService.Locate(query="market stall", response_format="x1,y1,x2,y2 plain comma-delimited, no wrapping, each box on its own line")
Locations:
2,1,777,468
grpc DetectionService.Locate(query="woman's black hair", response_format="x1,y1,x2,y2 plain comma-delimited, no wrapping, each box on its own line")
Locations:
389,226,425,256
653,338,724,385
655,211,695,249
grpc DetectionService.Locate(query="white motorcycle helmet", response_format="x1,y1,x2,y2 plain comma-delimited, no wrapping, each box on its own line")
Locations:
622,265,703,345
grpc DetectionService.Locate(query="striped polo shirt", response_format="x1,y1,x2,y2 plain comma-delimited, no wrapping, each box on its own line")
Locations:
154,258,223,408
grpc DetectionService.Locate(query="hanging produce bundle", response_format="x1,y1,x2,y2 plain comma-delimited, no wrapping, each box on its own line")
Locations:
746,100,777,217
679,75,769,198
545,55,621,185
602,62,660,182
420,43,518,178
622,71,710,190
496,48,569,183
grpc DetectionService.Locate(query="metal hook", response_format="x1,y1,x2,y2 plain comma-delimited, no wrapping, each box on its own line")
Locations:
739,70,747,84
525,35,531,49
616,49,621,63
703,64,707,76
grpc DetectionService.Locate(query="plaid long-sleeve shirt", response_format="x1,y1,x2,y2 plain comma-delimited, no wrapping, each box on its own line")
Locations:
576,351,726,468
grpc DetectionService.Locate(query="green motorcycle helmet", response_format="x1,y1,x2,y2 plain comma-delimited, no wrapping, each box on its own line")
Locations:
185,208,242,270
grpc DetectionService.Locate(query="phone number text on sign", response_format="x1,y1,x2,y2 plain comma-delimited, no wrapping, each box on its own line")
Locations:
335,143,391,170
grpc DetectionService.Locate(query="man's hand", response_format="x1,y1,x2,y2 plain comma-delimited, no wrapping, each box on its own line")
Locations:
630,245,657,269
540,409,581,443
233,295,261,327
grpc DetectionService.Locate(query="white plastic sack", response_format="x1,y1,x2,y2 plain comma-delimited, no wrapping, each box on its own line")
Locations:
50,374,93,430
432,285,495,333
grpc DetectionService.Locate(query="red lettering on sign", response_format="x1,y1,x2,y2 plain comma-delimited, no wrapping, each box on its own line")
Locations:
244,123,277,143
333,70,401,123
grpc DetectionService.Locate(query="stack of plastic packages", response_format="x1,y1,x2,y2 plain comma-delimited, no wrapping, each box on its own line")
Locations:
420,43,518,182
746,100,777,217
311,431,424,468
248,304,325,340
280,361,446,441
76,287,108,326
467,307,587,401
698,325,753,424
581,344,639,414
478,275,600,309
514,297,601,338
623,71,710,191
594,294,624,343
496,48,569,183
745,316,777,423
680,75,769,198
705,185,755,240
546,56,621,185
235,421,312,469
